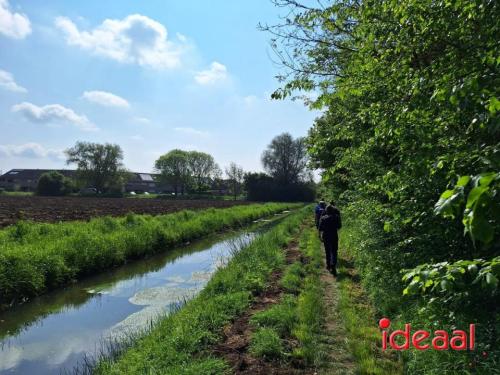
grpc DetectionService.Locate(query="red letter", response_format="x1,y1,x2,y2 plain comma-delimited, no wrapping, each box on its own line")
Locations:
450,330,467,350
469,324,475,350
432,330,449,350
389,324,410,350
412,330,430,350
379,318,391,350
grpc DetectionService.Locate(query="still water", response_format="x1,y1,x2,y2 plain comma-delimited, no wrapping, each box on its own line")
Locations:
0,217,283,374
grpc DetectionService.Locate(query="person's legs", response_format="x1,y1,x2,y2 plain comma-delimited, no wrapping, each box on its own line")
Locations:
324,240,332,270
331,238,338,276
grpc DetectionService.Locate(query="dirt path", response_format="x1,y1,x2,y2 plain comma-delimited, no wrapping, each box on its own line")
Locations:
212,238,306,375
319,261,356,375
213,230,358,375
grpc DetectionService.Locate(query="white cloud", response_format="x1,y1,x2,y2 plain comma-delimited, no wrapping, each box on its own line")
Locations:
82,90,129,108
0,0,31,39
194,62,227,85
55,14,183,69
0,142,64,160
11,102,97,131
174,127,209,137
0,69,26,92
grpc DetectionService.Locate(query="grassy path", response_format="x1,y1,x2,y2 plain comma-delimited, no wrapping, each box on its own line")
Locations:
209,224,403,375
335,251,403,374
319,263,356,375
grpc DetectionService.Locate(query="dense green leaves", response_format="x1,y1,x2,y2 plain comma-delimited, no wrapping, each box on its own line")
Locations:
267,0,499,372
435,172,499,246
402,257,500,297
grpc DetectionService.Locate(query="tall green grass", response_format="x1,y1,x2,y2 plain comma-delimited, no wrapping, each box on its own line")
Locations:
338,219,403,374
247,227,326,367
0,203,300,306
291,229,325,366
88,206,310,374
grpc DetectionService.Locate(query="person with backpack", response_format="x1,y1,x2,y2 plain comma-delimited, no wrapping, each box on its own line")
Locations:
318,203,342,276
314,200,327,228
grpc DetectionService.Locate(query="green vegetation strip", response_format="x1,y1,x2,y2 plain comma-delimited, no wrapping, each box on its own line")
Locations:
248,226,325,367
89,206,310,374
0,203,300,306
337,222,402,375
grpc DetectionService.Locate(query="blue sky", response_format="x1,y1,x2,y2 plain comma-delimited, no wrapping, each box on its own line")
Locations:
0,0,317,174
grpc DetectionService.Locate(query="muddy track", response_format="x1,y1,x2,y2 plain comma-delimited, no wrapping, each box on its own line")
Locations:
212,235,310,375
0,196,252,227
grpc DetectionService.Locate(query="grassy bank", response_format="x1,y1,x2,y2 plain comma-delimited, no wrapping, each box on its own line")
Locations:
89,206,310,374
0,203,300,307
337,222,403,374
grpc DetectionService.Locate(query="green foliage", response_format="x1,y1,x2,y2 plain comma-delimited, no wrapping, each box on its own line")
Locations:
36,171,72,196
155,149,221,195
262,133,310,185
267,0,499,372
403,257,500,298
155,149,191,195
187,151,221,192
65,141,128,193
435,172,499,246
0,203,300,306
91,207,309,374
225,162,245,200
245,172,316,202
249,327,284,360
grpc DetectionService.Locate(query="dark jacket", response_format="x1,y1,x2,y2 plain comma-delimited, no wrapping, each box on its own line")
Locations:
319,208,342,240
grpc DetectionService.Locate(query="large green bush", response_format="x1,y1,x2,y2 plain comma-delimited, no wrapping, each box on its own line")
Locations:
36,171,72,196
267,0,499,372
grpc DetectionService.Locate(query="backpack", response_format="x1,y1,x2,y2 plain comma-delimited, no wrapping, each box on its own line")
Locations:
333,210,342,229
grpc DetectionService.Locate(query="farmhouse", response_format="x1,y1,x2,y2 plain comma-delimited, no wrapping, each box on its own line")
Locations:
0,169,76,192
0,169,170,193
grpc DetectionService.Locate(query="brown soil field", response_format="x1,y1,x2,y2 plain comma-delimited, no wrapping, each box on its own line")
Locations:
0,196,252,227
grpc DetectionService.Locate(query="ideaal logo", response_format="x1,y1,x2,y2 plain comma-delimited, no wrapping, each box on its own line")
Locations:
379,318,475,351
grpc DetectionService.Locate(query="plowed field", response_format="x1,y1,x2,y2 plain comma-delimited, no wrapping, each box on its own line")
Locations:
0,196,251,227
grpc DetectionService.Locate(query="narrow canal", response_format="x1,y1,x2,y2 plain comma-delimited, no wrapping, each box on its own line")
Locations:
0,215,287,374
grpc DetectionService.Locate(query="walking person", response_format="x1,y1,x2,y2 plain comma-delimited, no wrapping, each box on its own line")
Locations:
318,204,342,276
314,200,327,228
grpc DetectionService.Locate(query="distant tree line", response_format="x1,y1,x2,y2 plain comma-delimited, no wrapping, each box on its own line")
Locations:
245,133,315,202
154,150,221,195
35,134,316,202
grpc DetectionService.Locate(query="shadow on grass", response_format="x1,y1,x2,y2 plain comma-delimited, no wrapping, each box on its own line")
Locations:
336,258,361,284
